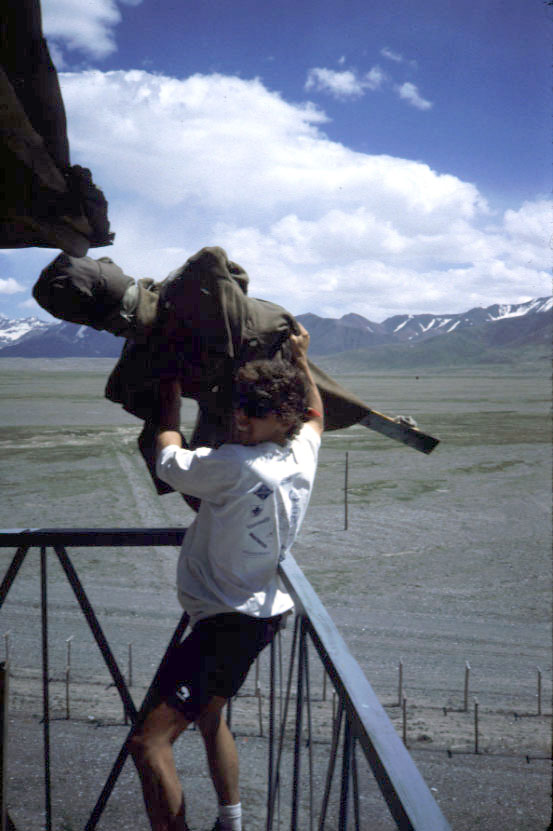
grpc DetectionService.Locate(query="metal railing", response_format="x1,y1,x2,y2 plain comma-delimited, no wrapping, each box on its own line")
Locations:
0,528,450,830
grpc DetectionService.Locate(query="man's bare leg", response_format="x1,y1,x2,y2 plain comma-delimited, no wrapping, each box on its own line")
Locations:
197,696,240,806
130,701,191,831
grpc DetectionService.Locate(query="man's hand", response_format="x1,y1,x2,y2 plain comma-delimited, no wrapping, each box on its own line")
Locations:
290,323,324,436
289,323,310,365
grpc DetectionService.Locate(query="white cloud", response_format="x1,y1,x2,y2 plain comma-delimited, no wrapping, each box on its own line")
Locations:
305,68,367,99
380,47,418,70
381,47,403,63
213,206,551,318
60,71,481,223
0,278,24,295
364,66,388,91
396,82,433,111
3,68,549,322
42,0,142,60
47,40,66,70
61,70,331,215
305,65,387,99
305,65,432,111
19,297,41,309
503,199,552,247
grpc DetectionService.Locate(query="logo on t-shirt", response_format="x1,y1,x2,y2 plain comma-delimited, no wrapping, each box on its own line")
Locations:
254,483,273,501
249,531,268,548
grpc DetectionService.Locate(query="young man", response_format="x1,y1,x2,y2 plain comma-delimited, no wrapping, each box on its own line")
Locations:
129,324,323,831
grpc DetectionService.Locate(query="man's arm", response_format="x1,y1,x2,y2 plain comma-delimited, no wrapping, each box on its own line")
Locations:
290,324,324,437
156,378,183,453
154,382,236,504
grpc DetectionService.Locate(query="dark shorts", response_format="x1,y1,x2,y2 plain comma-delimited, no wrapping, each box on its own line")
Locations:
156,611,282,722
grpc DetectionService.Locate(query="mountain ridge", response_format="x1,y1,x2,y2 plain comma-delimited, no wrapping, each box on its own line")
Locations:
296,296,552,353
1,296,550,367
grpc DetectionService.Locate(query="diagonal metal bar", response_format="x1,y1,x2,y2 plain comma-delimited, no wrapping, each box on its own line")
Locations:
318,695,344,830
54,545,137,722
0,547,29,609
40,547,52,831
85,610,189,831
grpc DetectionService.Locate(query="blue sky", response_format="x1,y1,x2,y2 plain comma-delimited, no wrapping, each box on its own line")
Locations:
1,0,551,322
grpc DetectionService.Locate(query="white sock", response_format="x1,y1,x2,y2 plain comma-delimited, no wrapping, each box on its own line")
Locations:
218,802,242,831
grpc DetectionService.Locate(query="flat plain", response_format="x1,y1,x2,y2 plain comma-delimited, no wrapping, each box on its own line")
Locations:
0,357,551,830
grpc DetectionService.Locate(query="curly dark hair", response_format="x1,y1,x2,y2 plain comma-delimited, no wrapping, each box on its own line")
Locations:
233,358,309,439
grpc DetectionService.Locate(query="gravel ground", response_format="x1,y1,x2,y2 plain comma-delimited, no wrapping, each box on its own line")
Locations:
0,363,551,829
3,615,552,831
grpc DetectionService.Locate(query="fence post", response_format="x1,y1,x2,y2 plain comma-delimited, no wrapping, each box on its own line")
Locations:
65,667,71,720
473,698,479,754
537,666,542,716
65,636,73,720
464,661,471,712
402,696,408,745
398,658,403,706
344,452,349,531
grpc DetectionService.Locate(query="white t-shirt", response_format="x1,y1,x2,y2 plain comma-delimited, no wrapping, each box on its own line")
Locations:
156,423,320,626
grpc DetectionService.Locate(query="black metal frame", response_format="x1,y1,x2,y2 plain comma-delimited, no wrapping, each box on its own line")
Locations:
0,529,451,830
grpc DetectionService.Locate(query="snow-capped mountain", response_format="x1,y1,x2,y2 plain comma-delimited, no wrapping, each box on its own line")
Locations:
379,297,553,344
0,313,54,348
0,317,121,357
297,296,552,354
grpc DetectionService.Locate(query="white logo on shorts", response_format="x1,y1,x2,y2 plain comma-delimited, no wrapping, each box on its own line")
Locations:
176,684,191,703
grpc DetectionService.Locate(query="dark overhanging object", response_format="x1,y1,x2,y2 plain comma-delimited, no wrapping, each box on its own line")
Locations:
0,0,113,256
